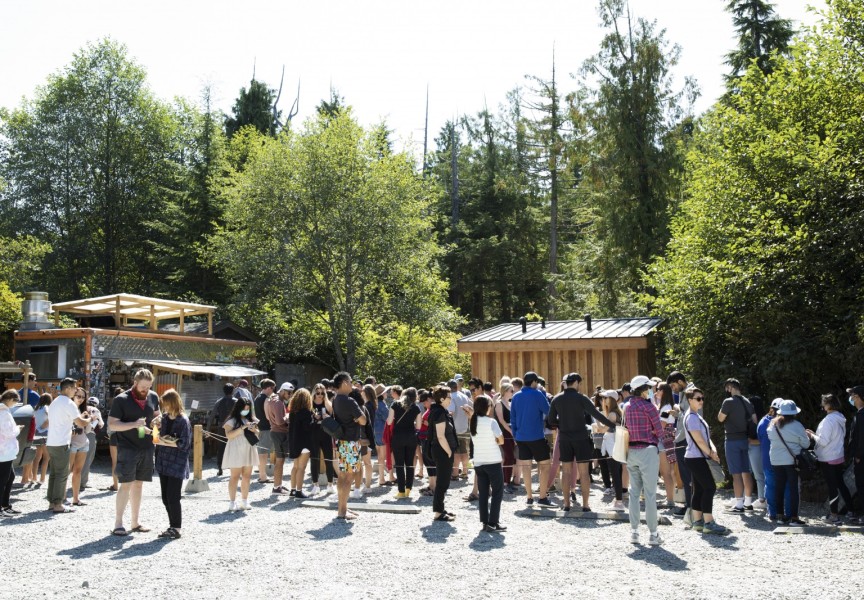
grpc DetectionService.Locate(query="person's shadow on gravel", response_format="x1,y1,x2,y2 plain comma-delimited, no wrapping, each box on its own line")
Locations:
468,530,506,552
419,522,455,544
57,535,133,560
627,546,689,572
306,520,353,540
110,539,169,560
701,534,740,550
199,511,248,524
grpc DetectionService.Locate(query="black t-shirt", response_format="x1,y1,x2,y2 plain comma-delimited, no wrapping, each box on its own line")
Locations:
109,389,160,450
288,408,313,455
548,389,615,439
392,403,421,445
254,392,270,431
333,393,363,441
428,403,457,451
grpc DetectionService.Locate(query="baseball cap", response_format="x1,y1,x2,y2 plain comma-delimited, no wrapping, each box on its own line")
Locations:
630,375,651,390
770,398,783,410
523,371,540,386
87,396,99,407
563,373,582,385
447,379,458,389
600,389,619,401
454,374,464,381
278,382,295,393
846,385,864,398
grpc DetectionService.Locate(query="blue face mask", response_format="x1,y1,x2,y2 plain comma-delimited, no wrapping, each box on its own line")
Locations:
851,397,856,408
648,389,655,401
241,409,250,417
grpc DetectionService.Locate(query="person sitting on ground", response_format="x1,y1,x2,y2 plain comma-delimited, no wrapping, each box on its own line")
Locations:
767,400,810,526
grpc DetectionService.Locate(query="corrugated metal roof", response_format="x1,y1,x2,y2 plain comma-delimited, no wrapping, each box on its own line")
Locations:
458,317,663,343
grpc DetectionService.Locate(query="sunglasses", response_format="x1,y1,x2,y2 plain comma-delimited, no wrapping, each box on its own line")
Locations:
315,391,325,396
692,396,704,401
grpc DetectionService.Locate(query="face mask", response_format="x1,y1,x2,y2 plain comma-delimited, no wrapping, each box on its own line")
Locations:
648,389,654,401
851,397,856,408
241,409,250,417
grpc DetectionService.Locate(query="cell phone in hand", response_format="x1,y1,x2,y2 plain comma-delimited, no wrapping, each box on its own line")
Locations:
660,411,670,419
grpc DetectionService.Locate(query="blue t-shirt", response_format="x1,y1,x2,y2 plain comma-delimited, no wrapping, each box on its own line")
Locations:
20,388,40,408
510,386,549,442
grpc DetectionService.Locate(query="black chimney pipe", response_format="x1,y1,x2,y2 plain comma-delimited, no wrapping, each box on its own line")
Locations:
541,318,546,329
519,316,527,333
584,314,592,331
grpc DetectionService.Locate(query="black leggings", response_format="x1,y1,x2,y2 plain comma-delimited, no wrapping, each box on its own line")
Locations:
609,459,623,501
159,475,183,529
686,457,716,515
475,463,504,526
310,428,336,484
0,460,13,508
432,445,454,513
597,448,611,488
392,440,417,493
820,461,853,514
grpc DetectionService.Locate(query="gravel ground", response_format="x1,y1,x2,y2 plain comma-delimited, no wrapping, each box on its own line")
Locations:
2,454,863,600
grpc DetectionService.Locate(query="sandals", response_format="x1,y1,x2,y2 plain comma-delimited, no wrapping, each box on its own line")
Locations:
103,485,118,492
158,528,182,539
131,525,151,533
434,513,455,522
51,507,74,514
111,527,129,536
72,501,87,507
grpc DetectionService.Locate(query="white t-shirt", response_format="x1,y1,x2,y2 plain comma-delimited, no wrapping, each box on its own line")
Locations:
470,416,503,466
46,394,81,447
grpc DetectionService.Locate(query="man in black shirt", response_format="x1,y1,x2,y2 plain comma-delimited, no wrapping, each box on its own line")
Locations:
210,383,236,476
108,369,160,535
253,379,275,484
548,373,616,512
848,385,864,522
332,371,367,520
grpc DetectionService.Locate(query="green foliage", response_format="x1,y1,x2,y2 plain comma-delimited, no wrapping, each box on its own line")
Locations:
0,235,51,291
357,323,470,388
725,0,795,82
0,38,181,300
563,0,695,316
0,281,20,333
224,78,281,137
651,2,864,407
211,109,460,372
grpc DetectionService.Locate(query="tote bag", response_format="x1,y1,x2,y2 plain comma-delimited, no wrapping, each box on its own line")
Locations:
611,411,629,463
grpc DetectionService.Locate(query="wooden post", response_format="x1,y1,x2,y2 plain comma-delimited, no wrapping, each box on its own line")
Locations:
184,424,210,493
207,311,213,336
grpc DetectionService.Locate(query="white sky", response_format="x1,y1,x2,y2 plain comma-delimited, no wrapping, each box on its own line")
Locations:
1,0,825,156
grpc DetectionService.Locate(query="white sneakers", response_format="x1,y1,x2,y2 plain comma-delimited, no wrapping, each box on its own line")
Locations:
630,530,640,544
326,483,335,495
648,532,663,546
752,499,768,510
349,489,362,500
612,500,626,511
310,485,321,495
229,499,251,511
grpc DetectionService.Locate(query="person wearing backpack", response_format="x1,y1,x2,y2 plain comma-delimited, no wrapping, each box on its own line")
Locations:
717,378,757,512
767,400,810,526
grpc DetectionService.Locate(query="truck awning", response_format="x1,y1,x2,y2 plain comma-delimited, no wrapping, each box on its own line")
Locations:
145,361,267,378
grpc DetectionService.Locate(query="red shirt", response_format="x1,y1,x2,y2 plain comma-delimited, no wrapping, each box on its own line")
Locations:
624,396,664,446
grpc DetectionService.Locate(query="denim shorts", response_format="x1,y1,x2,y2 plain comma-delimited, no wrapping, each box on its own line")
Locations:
69,442,89,454
724,438,751,475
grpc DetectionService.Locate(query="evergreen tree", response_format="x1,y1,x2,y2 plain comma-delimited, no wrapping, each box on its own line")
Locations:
725,0,794,81
224,78,281,137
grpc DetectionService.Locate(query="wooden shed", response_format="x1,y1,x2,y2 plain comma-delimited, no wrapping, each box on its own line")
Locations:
457,317,663,392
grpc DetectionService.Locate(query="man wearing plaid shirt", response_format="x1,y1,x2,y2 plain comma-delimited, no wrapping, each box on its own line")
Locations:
624,375,665,546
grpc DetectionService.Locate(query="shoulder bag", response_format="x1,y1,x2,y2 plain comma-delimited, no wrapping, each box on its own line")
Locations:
321,416,344,440
684,414,726,484
737,396,758,440
611,410,629,463
774,425,818,477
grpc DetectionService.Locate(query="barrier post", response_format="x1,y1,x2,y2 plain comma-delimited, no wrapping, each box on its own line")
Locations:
185,424,210,493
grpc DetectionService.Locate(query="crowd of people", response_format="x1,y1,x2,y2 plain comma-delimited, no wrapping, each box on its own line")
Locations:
1,367,863,547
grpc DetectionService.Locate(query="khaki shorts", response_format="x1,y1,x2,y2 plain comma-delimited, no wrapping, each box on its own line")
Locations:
456,433,471,455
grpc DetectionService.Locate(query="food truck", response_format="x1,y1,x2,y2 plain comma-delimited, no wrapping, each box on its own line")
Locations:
12,292,265,427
